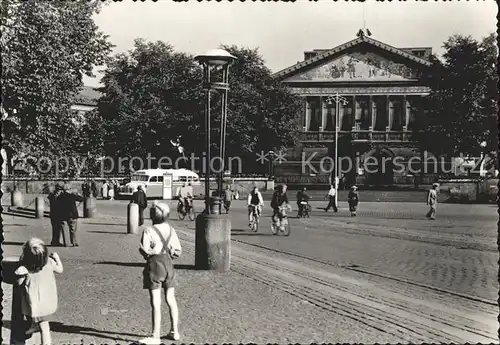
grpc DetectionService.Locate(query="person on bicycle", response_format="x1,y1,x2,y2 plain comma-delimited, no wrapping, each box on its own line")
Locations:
271,184,290,224
177,183,192,213
247,186,264,226
296,187,310,217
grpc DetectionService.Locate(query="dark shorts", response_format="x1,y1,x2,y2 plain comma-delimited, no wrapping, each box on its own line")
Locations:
143,254,177,290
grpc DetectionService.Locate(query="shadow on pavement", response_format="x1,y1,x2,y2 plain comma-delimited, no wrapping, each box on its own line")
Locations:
49,322,137,342
87,230,125,234
1,211,37,219
94,261,198,271
85,223,124,227
2,241,25,246
231,232,274,236
94,261,143,267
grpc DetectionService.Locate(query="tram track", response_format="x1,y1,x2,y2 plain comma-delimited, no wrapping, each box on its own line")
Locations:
175,229,497,343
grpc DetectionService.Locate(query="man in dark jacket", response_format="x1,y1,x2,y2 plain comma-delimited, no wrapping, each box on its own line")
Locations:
271,184,289,223
131,185,148,225
48,183,65,245
59,184,84,247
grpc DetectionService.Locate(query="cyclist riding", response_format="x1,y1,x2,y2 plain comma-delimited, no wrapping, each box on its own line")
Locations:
296,187,310,217
247,186,264,227
271,184,290,224
177,183,192,213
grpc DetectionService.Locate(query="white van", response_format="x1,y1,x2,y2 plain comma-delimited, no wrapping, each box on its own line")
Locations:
119,168,201,198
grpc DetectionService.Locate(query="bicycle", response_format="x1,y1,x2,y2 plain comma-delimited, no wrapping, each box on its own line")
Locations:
177,197,195,221
248,204,260,232
271,205,291,236
298,200,311,218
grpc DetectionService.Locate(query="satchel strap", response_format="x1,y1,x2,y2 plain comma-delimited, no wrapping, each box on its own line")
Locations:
150,225,173,255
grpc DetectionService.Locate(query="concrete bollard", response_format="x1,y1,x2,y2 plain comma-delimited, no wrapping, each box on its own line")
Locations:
127,203,139,234
83,197,96,218
195,213,231,271
210,196,221,215
11,188,23,207
2,256,26,345
35,196,44,219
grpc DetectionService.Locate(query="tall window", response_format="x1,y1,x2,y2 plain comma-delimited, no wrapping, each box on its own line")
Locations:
309,99,320,131
325,104,335,131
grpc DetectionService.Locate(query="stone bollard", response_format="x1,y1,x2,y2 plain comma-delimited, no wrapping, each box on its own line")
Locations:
266,180,275,191
11,188,23,207
195,212,231,271
35,196,44,219
150,200,159,222
83,197,96,218
2,256,26,345
127,203,139,234
210,196,221,215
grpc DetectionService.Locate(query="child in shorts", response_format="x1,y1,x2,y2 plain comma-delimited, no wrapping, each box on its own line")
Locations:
15,238,64,345
139,202,180,344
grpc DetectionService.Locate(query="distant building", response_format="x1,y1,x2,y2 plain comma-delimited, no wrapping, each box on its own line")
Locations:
272,33,433,187
70,86,101,126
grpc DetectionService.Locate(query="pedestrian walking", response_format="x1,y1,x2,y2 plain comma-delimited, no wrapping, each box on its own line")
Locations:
14,238,64,345
132,185,148,226
139,203,181,344
108,181,115,201
101,181,109,200
347,186,359,217
222,185,233,213
426,183,439,220
90,179,98,198
324,185,338,212
82,180,91,198
59,184,84,247
48,183,64,246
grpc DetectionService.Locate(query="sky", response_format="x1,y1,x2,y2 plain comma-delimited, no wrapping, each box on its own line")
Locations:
83,0,497,87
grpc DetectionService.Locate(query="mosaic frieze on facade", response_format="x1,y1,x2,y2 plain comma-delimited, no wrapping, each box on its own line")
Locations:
284,52,420,82
290,86,430,95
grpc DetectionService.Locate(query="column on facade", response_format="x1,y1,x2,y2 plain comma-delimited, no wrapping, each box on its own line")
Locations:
404,95,411,130
386,95,393,131
304,98,311,131
320,96,327,131
352,95,357,131
338,97,345,131
370,96,376,130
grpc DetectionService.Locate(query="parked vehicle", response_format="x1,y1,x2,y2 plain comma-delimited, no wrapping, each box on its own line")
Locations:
119,169,201,199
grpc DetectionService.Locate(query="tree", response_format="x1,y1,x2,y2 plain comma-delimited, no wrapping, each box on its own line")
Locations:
98,41,301,174
414,33,497,157
1,0,113,175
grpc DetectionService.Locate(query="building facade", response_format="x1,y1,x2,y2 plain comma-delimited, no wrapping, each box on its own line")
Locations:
273,34,432,187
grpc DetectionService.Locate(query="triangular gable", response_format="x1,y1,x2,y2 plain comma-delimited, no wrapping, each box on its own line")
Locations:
273,36,432,81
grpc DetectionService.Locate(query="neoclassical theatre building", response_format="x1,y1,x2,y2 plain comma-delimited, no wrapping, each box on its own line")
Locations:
273,33,433,187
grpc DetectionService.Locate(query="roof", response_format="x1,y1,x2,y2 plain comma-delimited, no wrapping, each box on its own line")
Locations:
273,35,432,80
74,86,101,106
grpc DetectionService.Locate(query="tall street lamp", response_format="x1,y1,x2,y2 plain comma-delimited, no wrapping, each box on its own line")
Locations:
194,49,236,214
194,48,236,272
326,93,349,208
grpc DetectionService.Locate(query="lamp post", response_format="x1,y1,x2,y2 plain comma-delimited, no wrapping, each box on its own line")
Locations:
479,141,488,177
326,93,349,208
268,150,275,178
194,49,236,213
194,49,236,272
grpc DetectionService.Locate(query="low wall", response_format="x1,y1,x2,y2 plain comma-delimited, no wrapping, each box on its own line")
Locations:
1,178,126,195
438,179,479,202
1,177,273,199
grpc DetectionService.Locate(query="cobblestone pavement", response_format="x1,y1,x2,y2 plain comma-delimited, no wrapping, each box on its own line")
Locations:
2,198,498,344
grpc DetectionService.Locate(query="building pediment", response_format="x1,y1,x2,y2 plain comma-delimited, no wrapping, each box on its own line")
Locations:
274,36,432,83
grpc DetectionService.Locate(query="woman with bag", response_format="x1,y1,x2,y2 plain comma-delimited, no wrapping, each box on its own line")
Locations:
139,202,181,344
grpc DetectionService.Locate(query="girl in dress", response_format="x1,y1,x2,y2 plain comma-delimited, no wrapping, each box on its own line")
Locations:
15,238,64,345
